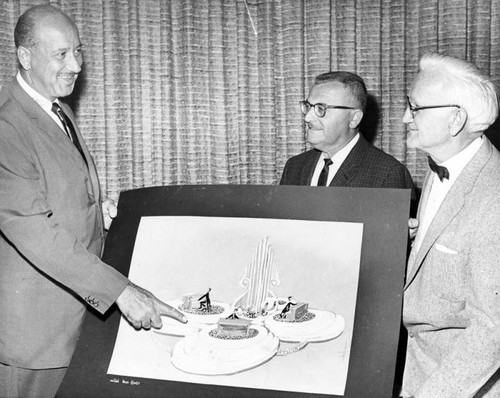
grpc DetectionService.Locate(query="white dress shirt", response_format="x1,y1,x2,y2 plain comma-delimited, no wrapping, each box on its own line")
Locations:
311,133,360,186
414,136,484,253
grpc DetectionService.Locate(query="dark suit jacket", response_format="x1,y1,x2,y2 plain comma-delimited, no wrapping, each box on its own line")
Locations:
280,134,415,191
0,78,128,369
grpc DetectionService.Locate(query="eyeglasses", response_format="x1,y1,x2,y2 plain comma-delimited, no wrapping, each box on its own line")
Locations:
300,100,355,118
406,96,461,117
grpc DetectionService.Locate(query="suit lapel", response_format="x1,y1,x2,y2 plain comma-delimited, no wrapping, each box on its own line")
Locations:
405,171,432,281
59,102,101,203
9,80,63,142
404,139,492,289
301,150,321,185
329,135,366,186
10,81,87,167
8,79,99,200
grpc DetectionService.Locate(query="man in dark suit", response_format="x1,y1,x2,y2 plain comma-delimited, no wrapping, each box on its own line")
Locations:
280,71,414,193
0,5,186,397
280,71,415,394
401,53,500,397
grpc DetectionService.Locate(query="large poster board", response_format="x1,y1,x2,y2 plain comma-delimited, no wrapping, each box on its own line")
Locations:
57,185,411,398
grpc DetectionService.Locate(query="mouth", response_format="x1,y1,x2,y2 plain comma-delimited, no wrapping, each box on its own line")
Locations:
59,73,78,84
306,122,321,131
406,124,418,133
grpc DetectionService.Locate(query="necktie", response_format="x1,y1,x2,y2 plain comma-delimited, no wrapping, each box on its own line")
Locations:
427,156,449,181
317,158,333,186
51,102,87,167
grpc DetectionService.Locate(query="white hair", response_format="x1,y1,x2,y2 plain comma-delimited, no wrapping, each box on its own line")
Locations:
419,52,499,132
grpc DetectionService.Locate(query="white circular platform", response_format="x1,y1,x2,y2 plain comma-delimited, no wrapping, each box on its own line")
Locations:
171,324,279,375
264,309,344,342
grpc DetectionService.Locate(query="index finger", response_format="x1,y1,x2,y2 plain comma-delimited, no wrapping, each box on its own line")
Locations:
158,301,188,324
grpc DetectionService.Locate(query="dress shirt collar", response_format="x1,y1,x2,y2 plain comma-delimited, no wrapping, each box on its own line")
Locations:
432,136,484,186
16,71,61,113
313,133,360,186
321,133,360,164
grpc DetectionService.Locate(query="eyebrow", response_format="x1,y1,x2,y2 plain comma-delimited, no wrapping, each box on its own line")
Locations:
50,43,83,53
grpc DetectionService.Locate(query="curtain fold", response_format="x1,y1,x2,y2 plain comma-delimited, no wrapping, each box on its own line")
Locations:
1,0,499,201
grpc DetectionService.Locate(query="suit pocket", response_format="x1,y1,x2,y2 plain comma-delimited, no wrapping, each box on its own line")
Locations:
429,246,468,302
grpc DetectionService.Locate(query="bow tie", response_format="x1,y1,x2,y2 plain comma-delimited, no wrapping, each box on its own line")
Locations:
427,156,449,181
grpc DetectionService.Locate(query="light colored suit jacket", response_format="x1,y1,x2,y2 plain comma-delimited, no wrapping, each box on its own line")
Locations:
0,78,128,369
402,137,500,397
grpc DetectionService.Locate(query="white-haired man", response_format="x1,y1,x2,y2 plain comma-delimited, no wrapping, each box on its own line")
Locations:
401,53,500,397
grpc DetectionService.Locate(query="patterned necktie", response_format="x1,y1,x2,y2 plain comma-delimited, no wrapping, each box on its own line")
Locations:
317,158,333,186
51,102,87,167
427,156,449,181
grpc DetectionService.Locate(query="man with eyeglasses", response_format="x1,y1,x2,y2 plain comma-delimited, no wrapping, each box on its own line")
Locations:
281,71,415,395
400,53,500,398
280,71,414,199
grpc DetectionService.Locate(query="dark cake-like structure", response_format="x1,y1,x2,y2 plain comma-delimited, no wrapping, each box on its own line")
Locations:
217,318,252,338
283,302,308,321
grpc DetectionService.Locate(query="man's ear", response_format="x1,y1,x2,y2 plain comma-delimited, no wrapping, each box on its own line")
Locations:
349,109,364,129
449,108,467,137
17,46,32,71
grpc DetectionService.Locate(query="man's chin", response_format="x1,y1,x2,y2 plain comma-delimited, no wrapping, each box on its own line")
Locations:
56,81,77,97
306,139,320,149
56,88,76,99
306,132,322,146
307,143,324,152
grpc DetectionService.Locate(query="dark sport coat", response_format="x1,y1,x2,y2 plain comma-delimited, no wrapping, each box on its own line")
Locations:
280,134,415,191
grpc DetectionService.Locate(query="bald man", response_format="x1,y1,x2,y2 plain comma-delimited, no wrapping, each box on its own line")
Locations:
0,6,185,397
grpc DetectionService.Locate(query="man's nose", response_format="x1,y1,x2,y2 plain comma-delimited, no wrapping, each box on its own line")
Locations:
402,107,413,124
304,108,316,123
66,52,82,73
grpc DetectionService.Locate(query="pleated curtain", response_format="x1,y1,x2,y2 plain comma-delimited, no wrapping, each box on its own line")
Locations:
1,0,499,201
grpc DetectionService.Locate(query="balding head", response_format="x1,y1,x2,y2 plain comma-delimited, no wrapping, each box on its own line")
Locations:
15,5,75,49
15,5,82,101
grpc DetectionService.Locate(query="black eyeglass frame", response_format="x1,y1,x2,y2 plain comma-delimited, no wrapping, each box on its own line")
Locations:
300,100,355,118
406,96,461,116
